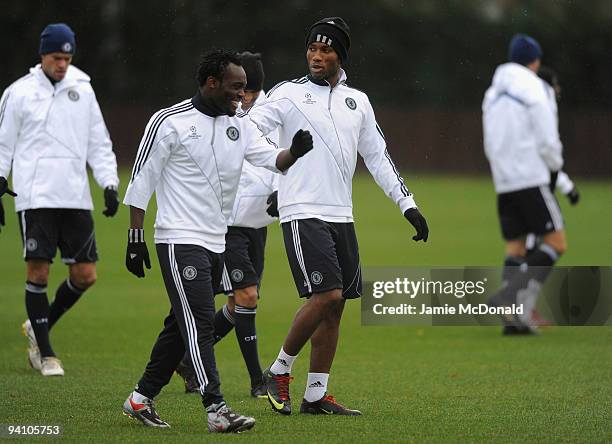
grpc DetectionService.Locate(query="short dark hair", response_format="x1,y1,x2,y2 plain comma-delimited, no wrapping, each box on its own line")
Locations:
196,49,241,86
237,51,264,91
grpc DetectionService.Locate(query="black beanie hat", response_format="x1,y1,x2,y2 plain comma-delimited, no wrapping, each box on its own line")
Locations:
238,51,264,91
306,17,351,62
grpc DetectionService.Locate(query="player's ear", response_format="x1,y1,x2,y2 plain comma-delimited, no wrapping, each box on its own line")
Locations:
206,75,219,89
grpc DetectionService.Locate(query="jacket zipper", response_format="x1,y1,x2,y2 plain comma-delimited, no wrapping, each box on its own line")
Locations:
210,117,224,210
327,86,348,186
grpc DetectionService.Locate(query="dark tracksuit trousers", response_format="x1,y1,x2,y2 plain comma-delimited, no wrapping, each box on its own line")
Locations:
135,243,224,408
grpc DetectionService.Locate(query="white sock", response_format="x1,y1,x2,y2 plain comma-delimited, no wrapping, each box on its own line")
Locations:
304,372,329,402
132,390,149,402
269,347,297,375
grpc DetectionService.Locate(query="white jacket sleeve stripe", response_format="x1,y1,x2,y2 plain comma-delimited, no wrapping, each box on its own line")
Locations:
384,149,410,197
375,120,410,197
130,103,193,182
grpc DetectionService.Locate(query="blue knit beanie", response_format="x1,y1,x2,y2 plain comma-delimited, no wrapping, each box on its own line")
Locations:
40,23,76,55
508,34,541,66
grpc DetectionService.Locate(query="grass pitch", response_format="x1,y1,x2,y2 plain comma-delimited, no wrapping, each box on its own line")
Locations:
0,173,610,443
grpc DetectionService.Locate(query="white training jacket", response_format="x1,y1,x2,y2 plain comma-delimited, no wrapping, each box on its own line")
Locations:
248,69,417,223
0,65,118,211
229,91,279,229
123,95,281,253
482,63,563,194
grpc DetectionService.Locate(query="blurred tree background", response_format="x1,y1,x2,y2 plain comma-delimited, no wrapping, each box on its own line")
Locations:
2,0,611,175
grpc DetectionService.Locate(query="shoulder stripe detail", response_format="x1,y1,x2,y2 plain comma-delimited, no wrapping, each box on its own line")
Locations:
130,102,193,182
266,81,289,98
339,81,370,96
0,73,33,128
266,77,309,98
384,149,409,197
0,90,11,129
490,91,529,108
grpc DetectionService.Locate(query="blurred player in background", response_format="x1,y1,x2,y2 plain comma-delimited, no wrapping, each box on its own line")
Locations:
538,65,579,206
175,51,278,398
522,65,580,326
249,17,429,416
121,49,312,432
0,23,119,376
483,34,566,335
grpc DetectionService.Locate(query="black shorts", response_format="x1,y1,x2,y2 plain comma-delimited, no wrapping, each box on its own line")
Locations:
17,209,98,264
218,226,267,294
497,186,564,241
282,218,362,299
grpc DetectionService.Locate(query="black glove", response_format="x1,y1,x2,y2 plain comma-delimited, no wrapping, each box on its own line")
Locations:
549,171,559,192
0,197,4,231
126,228,151,278
0,177,17,233
289,129,313,158
404,208,429,242
103,186,119,217
266,191,279,217
0,176,17,198
566,187,580,205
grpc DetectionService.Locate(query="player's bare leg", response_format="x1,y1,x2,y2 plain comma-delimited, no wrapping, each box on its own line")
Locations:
284,289,343,356
264,289,342,414
299,297,360,415
68,263,97,290
309,297,345,373
505,238,527,257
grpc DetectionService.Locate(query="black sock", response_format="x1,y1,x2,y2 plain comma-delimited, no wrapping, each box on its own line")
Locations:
502,255,525,283
524,243,557,282
48,279,85,330
234,304,262,385
213,304,235,343
496,244,559,307
25,281,54,357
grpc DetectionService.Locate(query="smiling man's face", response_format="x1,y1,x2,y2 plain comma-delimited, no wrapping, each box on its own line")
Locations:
211,63,247,116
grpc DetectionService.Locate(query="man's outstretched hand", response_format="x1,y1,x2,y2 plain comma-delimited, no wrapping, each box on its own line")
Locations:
404,208,429,242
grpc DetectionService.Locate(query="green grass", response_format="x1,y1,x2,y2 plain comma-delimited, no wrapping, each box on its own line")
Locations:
0,173,610,443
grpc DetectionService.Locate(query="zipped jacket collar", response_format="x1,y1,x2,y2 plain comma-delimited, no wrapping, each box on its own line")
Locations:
306,68,348,88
